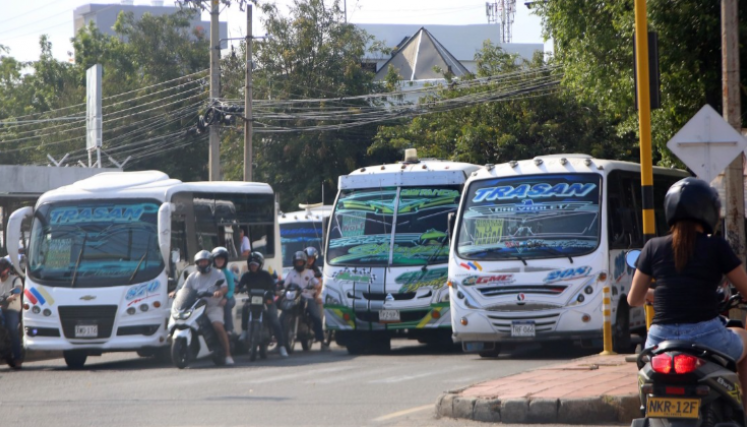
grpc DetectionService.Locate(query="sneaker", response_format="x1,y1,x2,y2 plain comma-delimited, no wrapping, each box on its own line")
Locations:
279,347,289,357
225,356,235,365
321,343,330,352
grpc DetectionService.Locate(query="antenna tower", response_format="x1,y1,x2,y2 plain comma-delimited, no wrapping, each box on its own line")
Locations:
486,0,516,43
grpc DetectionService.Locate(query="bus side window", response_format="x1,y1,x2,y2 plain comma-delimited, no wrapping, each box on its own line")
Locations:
194,197,219,251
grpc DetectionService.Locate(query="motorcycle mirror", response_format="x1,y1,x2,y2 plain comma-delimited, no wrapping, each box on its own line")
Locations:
625,250,641,270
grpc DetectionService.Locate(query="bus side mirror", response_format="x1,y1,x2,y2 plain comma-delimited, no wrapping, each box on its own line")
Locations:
158,203,172,267
625,250,641,270
7,207,33,278
447,212,456,242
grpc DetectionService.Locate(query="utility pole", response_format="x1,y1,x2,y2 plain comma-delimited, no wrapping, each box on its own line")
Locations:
244,4,253,182
722,0,746,265
209,0,221,181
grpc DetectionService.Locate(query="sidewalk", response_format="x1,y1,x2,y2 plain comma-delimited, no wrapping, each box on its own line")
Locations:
435,354,641,424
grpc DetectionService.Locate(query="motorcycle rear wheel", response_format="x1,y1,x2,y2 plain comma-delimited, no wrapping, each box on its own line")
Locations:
171,338,190,369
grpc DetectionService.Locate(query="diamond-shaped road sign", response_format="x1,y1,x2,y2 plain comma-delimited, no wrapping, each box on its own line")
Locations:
667,104,747,183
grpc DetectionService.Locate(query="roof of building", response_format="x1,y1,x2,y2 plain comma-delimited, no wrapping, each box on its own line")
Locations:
356,23,543,63
374,27,470,81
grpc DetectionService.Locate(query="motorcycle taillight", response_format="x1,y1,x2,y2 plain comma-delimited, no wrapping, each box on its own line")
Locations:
673,354,701,374
651,354,673,374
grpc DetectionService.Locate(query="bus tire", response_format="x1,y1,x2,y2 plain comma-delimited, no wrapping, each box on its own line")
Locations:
63,350,88,369
346,338,368,355
613,302,632,353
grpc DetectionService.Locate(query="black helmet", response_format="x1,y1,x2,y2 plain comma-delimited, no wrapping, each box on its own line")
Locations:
665,177,721,234
0,257,11,273
293,251,307,272
194,250,213,274
247,251,264,270
211,246,229,266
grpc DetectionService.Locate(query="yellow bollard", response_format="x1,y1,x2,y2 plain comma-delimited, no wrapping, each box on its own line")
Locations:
600,285,617,355
645,303,654,331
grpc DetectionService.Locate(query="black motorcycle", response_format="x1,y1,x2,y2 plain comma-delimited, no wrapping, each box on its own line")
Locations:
243,288,275,361
628,251,746,427
278,287,314,353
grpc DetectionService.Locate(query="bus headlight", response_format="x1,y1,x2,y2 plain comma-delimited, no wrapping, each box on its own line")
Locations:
31,306,41,314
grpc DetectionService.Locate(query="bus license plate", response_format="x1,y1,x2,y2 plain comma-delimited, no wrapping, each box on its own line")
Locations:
646,397,700,419
251,296,264,305
379,310,400,322
511,321,535,337
75,325,98,338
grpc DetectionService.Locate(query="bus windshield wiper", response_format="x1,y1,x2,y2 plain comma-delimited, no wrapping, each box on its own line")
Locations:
539,246,573,264
70,235,87,288
421,238,449,272
464,246,528,266
128,246,150,284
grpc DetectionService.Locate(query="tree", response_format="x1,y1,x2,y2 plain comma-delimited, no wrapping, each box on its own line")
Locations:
535,1,747,165
219,0,397,210
369,44,628,165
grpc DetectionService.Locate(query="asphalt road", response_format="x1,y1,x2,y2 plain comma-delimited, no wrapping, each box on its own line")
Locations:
1,341,600,427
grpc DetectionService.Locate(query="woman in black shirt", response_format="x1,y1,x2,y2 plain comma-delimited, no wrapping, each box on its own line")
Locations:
628,178,747,407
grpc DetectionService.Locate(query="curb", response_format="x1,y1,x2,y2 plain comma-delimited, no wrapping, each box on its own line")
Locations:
436,391,641,424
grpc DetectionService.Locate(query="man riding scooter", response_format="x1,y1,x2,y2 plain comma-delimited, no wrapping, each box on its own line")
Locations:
281,251,328,351
237,252,288,358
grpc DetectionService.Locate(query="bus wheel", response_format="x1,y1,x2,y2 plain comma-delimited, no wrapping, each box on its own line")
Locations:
63,350,88,369
346,338,368,355
613,302,632,353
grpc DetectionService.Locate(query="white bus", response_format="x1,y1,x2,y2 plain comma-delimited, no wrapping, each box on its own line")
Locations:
279,203,332,277
448,154,687,356
323,149,481,354
6,171,280,368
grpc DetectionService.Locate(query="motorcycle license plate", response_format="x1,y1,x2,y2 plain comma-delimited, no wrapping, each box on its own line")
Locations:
511,321,535,337
646,397,700,419
251,296,264,305
75,324,98,338
379,310,400,322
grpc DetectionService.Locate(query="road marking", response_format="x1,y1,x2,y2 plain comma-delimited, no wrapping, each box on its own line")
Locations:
303,366,401,385
372,404,432,422
368,366,469,384
247,365,355,384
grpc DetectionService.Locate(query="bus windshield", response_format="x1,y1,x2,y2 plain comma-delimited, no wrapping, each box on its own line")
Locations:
28,199,165,288
326,186,460,266
457,174,601,260
281,221,325,268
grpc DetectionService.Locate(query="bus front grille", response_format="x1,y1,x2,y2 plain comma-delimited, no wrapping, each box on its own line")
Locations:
486,312,560,333
478,285,567,297
58,305,118,339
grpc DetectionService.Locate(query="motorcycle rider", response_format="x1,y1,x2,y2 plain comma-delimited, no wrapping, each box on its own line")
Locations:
628,177,747,408
280,251,328,351
211,247,236,335
180,250,234,365
237,252,288,357
0,258,23,368
304,247,322,281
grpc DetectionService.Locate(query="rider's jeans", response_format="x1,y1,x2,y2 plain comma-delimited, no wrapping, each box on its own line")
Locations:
4,309,21,361
646,316,745,361
223,297,236,333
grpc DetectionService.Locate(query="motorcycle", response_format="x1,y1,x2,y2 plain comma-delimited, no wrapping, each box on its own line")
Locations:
0,289,21,368
627,250,746,427
242,288,275,361
168,281,226,369
278,287,315,353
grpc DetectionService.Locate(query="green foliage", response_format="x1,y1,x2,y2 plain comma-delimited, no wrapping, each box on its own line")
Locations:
371,42,630,166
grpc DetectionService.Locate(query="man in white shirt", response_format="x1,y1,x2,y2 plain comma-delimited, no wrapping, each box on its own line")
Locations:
280,251,327,351
239,227,251,259
0,258,23,368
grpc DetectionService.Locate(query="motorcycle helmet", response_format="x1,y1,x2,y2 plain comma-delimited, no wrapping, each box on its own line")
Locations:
211,246,229,267
0,257,11,274
194,250,213,274
293,251,308,272
247,251,265,270
304,247,319,259
664,177,721,234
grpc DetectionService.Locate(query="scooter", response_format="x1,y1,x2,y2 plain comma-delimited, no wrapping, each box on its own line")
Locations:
627,250,746,427
243,288,275,361
168,281,226,369
278,287,315,354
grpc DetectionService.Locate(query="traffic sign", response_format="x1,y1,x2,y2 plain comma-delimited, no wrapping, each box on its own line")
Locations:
667,104,747,182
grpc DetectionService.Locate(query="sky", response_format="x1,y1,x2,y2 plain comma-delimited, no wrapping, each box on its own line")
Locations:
1,0,546,63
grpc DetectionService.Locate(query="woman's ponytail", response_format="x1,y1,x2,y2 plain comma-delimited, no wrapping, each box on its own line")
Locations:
671,220,699,272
